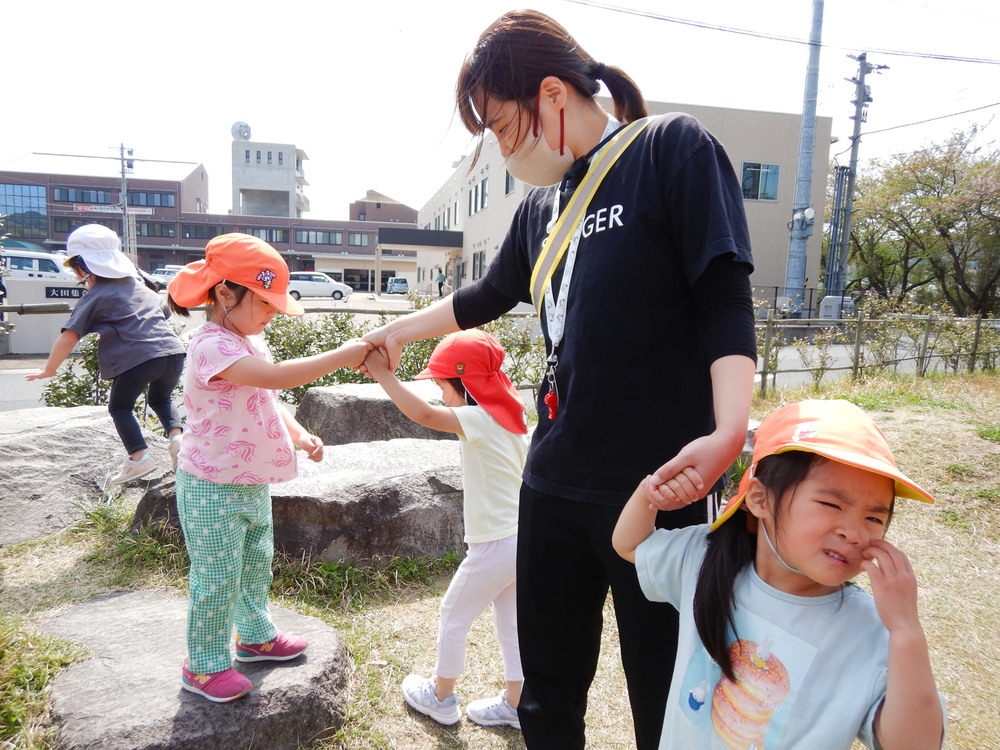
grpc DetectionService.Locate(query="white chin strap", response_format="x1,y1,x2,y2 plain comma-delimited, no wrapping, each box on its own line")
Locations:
760,522,804,575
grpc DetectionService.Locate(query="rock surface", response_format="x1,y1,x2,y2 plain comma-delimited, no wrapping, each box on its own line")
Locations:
133,439,464,562
0,406,172,548
294,382,457,446
41,590,349,750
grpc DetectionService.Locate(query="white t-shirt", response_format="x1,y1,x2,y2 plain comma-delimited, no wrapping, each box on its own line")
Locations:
636,525,943,750
452,405,528,543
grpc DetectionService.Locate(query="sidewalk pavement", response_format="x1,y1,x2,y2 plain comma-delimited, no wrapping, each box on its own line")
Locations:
0,354,53,411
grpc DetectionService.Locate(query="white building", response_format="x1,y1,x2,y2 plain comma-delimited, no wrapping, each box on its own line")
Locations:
417,99,832,313
231,127,310,218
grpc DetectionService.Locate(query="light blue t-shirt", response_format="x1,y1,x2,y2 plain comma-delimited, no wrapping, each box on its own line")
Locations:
636,525,943,750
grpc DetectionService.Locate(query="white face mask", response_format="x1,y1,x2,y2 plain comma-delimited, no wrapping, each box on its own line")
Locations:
505,118,576,187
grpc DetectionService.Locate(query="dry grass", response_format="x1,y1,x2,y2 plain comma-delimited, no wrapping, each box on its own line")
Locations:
2,374,998,749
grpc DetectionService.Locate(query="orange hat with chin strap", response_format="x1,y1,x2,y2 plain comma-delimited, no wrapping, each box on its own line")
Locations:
167,233,303,316
415,329,528,435
712,399,934,531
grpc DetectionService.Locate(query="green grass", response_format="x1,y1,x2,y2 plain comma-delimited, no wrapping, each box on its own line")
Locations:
0,619,86,746
976,423,1000,443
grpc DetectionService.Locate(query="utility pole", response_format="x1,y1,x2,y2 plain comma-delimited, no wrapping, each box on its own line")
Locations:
119,144,137,264
825,53,888,314
783,0,824,318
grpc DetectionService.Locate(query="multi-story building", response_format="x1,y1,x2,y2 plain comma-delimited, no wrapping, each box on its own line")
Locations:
231,129,311,218
417,99,833,313
0,154,447,293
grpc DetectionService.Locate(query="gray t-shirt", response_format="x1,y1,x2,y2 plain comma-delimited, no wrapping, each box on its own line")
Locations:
63,277,185,379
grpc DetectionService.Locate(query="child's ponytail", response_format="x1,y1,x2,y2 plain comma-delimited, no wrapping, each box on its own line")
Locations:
693,451,816,681
168,280,249,319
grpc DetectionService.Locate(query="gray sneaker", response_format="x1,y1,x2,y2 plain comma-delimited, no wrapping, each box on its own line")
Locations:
401,674,461,725
466,690,520,730
110,454,157,484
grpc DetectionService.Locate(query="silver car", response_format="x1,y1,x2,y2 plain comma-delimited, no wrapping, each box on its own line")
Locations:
287,272,353,301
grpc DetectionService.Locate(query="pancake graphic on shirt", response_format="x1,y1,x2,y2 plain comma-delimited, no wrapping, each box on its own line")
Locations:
712,638,790,749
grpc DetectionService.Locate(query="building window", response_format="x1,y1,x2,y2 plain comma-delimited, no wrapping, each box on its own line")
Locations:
469,177,489,215
55,218,117,234
741,162,780,201
182,225,227,240
0,183,47,238
243,227,289,244
472,251,486,280
359,212,366,221
135,222,177,238
278,152,283,165
267,151,272,164
295,230,342,245
52,187,112,204
348,232,369,247
256,150,261,164
127,192,176,207
245,150,250,163
505,171,515,195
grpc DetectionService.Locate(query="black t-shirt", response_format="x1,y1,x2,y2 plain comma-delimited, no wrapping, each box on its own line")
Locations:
456,113,756,506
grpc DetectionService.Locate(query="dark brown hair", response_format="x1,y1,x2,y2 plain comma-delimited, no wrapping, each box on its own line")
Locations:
168,280,248,318
455,9,647,166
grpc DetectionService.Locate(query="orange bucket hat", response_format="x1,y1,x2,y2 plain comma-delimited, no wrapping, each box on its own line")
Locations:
712,399,934,531
415,329,528,435
167,233,303,316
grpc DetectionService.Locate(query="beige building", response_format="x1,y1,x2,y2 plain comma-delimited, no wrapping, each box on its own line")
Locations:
231,131,310,218
417,99,831,313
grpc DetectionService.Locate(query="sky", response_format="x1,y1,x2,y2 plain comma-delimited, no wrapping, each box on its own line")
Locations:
3,0,998,220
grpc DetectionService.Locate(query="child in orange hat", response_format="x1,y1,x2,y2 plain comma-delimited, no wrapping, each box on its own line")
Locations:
613,399,944,750
167,233,370,703
363,329,528,730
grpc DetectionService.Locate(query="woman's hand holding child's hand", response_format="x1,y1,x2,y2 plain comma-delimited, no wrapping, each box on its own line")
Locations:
339,338,374,369
362,347,392,380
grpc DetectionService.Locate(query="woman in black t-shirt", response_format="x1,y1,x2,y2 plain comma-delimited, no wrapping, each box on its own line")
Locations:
361,10,757,749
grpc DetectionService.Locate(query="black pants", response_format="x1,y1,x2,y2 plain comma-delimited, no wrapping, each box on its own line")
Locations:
516,485,704,750
107,353,185,455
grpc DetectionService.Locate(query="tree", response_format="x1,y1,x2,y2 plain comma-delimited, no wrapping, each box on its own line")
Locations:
845,126,1000,316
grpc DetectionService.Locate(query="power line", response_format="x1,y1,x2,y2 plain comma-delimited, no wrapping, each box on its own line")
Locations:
562,0,1000,65
862,101,1000,136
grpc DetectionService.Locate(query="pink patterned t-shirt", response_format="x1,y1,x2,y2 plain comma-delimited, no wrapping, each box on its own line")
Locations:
176,322,297,484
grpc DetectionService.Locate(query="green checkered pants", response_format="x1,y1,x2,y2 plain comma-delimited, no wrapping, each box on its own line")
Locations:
176,469,279,673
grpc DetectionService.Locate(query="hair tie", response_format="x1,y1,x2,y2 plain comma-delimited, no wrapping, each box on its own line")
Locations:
593,62,607,80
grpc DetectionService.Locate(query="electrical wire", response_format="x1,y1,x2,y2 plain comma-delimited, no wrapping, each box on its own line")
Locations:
562,0,1000,65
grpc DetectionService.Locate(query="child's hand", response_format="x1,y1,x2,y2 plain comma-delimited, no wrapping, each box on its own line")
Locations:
296,432,324,463
639,472,702,511
862,539,921,633
362,347,391,380
25,368,57,381
338,338,373,369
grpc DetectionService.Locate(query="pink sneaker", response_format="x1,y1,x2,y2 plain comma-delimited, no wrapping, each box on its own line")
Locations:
235,632,308,662
181,660,251,703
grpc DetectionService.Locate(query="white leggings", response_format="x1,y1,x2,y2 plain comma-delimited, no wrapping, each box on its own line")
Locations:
435,534,522,682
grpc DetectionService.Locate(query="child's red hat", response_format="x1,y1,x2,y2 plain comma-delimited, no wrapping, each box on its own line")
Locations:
415,329,527,434
712,399,934,531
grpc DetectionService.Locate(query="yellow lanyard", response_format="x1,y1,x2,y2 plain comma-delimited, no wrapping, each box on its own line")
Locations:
529,117,652,315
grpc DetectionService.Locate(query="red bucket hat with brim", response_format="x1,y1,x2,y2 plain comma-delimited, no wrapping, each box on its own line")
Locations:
712,399,934,531
415,329,527,435
167,233,303,316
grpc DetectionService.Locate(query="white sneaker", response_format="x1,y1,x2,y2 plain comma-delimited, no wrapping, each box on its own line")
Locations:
466,690,520,730
169,434,183,470
401,674,461,725
110,454,157,484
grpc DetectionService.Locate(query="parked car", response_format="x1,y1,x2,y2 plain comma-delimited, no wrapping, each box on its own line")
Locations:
287,272,353,301
151,267,181,283
138,269,166,291
386,277,409,294
0,249,76,281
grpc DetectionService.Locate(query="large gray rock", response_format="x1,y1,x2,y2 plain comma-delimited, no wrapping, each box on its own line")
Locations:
294,381,457,446
0,406,172,547
133,439,464,562
41,590,349,750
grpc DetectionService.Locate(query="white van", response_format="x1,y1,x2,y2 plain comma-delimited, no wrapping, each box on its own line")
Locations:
0,249,76,281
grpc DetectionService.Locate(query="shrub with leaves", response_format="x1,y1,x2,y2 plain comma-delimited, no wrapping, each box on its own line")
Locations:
40,333,110,407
